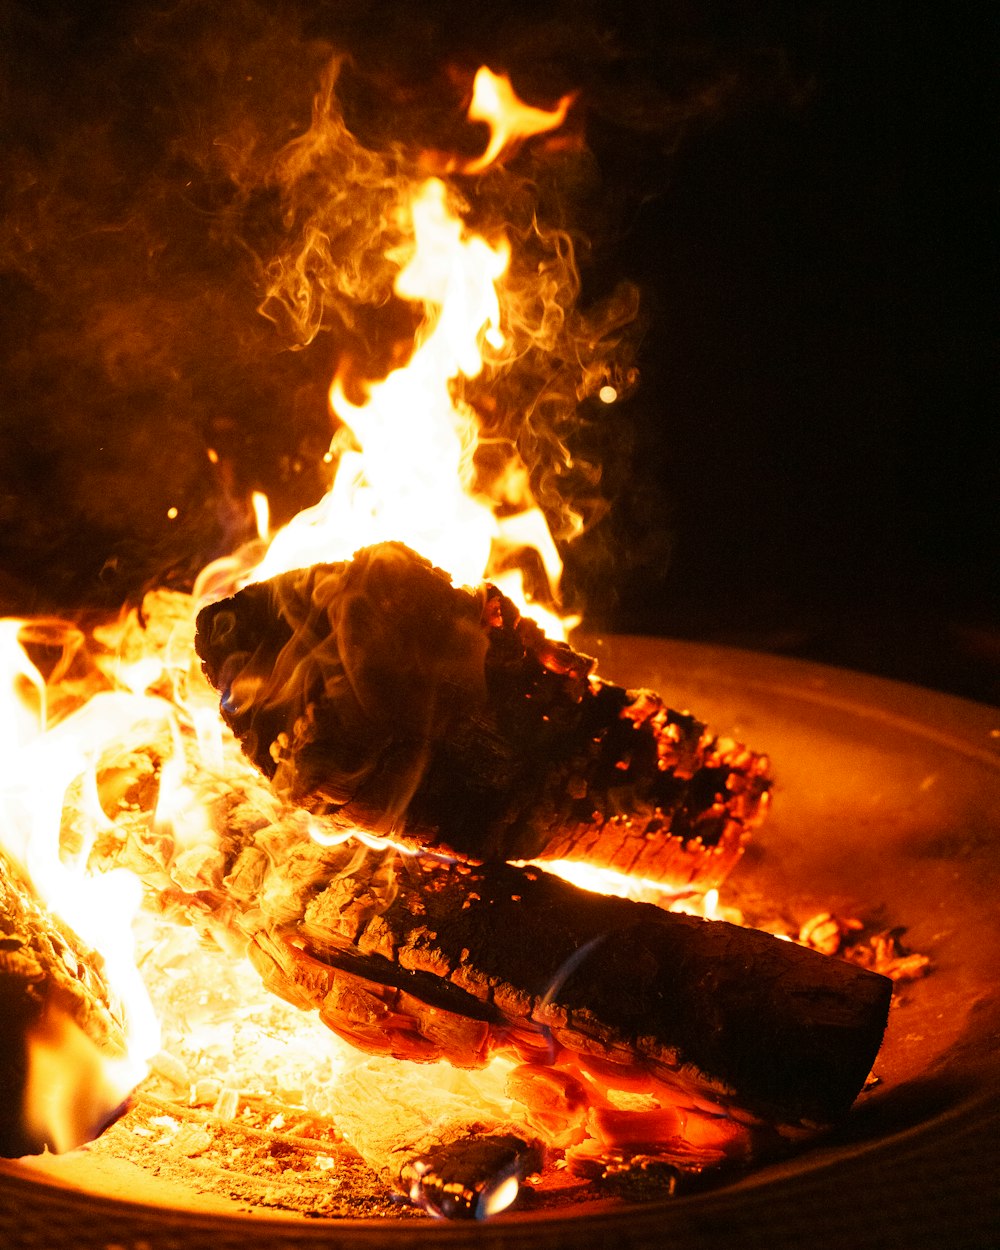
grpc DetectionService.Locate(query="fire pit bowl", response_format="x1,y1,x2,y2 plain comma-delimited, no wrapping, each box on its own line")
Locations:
1,638,997,1248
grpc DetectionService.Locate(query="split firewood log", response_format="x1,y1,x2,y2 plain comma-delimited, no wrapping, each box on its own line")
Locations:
0,849,129,1156
234,838,892,1131
182,542,886,1131
194,542,770,891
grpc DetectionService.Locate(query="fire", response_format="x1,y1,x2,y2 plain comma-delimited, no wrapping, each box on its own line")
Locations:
0,624,162,1149
463,67,576,174
0,62,620,1179
531,859,738,921
252,176,509,591
0,50,934,1223
233,65,587,635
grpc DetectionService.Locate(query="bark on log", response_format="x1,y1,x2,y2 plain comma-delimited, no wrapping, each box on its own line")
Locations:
194,543,770,891
0,849,128,1156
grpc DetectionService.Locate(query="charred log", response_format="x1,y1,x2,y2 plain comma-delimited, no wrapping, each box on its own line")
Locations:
0,849,129,1156
233,841,891,1131
195,543,770,891
89,734,890,1133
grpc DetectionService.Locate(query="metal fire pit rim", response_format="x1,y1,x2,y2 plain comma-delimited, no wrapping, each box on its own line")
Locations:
1,1074,998,1250
574,632,1000,753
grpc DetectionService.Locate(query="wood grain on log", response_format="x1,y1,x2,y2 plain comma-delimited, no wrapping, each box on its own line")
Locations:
91,741,890,1132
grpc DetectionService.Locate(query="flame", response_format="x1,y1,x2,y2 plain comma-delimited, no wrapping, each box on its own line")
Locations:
21,1000,134,1154
464,68,576,173
0,63,614,1166
251,491,271,542
523,861,741,922
245,87,580,634
0,625,165,1148
252,178,507,589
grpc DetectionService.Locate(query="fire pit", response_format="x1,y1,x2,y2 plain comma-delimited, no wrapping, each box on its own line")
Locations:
1,638,997,1247
0,13,995,1243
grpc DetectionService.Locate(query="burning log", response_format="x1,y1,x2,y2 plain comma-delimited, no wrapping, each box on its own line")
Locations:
88,733,888,1136
229,838,891,1132
194,542,771,891
79,677,890,1198
183,541,887,1133
69,540,884,1187
0,849,129,1157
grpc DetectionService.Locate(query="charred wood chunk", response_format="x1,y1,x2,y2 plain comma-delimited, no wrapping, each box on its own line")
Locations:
195,543,770,889
246,843,892,1130
96,750,888,1132
400,1132,539,1220
328,1058,541,1219
0,850,129,1156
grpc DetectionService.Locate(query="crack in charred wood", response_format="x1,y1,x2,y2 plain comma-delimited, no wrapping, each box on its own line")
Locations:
126,807,890,1129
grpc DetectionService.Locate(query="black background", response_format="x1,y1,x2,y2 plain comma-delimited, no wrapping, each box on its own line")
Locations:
1,1,995,702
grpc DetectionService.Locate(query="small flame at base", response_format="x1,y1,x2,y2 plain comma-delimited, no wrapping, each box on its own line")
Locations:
526,859,735,921
0,629,163,1143
22,1001,139,1155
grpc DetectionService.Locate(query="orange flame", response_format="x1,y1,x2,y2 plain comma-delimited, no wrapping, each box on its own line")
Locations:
251,177,509,590
0,625,163,1147
464,68,576,173
0,63,615,1158
241,76,581,635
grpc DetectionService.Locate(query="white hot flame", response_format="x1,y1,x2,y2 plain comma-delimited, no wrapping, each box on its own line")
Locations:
250,178,511,591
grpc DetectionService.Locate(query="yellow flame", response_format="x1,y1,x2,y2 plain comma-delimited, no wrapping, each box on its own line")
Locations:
529,861,739,921
465,68,575,173
251,491,271,541
22,1000,136,1154
0,620,46,755
245,172,572,636
0,627,165,1096
249,179,507,589
226,67,584,638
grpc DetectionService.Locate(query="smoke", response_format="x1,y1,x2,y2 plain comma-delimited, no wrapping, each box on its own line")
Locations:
0,0,792,615
0,1,337,608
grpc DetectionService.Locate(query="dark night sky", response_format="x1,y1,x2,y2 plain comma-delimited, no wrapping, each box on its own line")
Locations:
0,1,995,701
